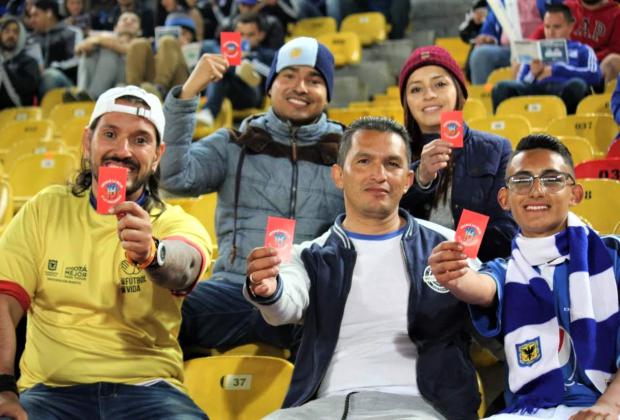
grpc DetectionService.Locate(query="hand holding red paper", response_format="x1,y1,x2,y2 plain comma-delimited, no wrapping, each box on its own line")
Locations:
114,201,154,266
97,166,128,214
264,216,296,263
221,32,242,66
440,111,464,148
455,209,489,259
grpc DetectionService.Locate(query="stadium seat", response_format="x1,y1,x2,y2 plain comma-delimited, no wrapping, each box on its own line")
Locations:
467,115,531,149
486,67,513,86
608,140,620,158
194,98,233,140
573,179,620,234
41,87,78,117
467,85,494,115
463,98,488,123
57,116,90,151
184,355,294,420
289,16,337,38
575,158,620,180
329,106,403,126
211,343,290,359
557,136,595,165
386,86,400,98
340,12,388,46
9,152,77,206
48,102,95,131
166,193,217,254
0,120,55,152
3,138,67,172
546,114,617,156
496,95,566,131
434,37,469,70
614,221,620,234
0,180,13,236
576,93,611,116
317,32,362,67
232,97,270,122
335,60,393,98
0,106,41,130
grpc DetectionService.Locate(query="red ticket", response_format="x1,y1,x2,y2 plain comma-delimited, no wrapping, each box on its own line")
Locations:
440,111,464,148
455,209,489,259
97,166,128,214
264,216,296,263
221,32,242,66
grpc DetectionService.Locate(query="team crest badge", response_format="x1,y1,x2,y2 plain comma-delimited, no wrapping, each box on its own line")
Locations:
423,265,449,294
290,47,302,58
516,337,542,367
100,179,124,205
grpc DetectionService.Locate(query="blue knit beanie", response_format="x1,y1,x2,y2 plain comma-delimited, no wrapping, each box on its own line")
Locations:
165,12,196,36
265,37,334,101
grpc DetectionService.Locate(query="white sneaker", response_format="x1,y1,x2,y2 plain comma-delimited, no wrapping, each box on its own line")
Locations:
196,108,214,126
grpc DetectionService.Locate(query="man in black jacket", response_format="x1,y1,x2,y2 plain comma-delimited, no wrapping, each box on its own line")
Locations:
0,16,40,110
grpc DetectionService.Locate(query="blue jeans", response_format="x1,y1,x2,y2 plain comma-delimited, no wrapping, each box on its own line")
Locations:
468,44,511,85
492,78,590,114
11,381,207,420
179,279,298,354
39,68,74,98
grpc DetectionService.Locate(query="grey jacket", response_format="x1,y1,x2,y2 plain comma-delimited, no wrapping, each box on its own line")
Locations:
160,86,345,283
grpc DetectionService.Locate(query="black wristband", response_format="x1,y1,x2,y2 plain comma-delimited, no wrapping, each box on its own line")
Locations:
0,374,18,396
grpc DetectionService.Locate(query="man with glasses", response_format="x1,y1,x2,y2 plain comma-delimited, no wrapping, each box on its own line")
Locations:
428,133,620,419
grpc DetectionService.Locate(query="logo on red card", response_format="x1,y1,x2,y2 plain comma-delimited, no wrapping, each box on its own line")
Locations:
101,179,124,205
440,111,464,147
442,120,462,140
264,216,296,262
268,229,291,249
455,209,489,259
221,32,242,65
457,223,482,247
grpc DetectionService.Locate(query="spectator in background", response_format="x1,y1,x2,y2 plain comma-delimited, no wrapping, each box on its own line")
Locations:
94,0,155,38
492,4,602,114
27,0,82,96
75,11,142,99
125,12,195,99
459,0,488,82
195,11,276,126
63,0,90,35
0,15,40,110
160,0,204,41
565,0,620,84
399,46,517,262
468,0,564,85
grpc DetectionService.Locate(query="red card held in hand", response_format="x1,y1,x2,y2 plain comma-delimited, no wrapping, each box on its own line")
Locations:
455,209,489,259
221,32,242,66
264,216,296,263
440,110,464,148
97,166,128,215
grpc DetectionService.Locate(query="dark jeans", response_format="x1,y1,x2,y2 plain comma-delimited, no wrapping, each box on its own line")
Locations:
491,78,590,114
5,381,207,420
179,279,298,356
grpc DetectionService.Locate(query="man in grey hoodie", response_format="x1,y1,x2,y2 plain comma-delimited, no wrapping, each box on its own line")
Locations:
0,16,40,110
160,36,345,352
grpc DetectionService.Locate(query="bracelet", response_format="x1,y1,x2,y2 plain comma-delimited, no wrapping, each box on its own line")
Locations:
0,374,18,396
126,238,158,269
415,166,433,190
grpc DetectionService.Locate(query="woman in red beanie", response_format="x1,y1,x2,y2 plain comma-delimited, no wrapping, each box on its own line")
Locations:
398,45,517,261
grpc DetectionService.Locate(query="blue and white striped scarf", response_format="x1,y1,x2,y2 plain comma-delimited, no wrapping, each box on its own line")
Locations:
503,212,619,413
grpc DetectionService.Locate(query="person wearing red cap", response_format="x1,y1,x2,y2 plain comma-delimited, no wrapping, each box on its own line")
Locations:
398,45,518,262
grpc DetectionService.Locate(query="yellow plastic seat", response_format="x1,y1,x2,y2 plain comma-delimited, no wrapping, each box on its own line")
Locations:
0,106,42,130
576,93,611,116
328,106,403,125
211,343,290,359
606,78,617,93
289,16,337,38
546,114,617,156
486,67,514,85
434,37,469,69
467,115,531,149
386,85,400,98
0,180,13,236
41,87,79,117
8,152,77,206
3,138,67,172
463,98,488,123
184,355,294,420
317,32,361,67
496,95,567,131
340,12,388,46
573,179,620,234
193,99,234,140
0,120,55,152
48,101,95,131
57,116,90,151
556,136,595,165
467,85,494,115
614,221,620,234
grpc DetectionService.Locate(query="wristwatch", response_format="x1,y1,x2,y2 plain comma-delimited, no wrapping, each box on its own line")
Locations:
148,238,166,269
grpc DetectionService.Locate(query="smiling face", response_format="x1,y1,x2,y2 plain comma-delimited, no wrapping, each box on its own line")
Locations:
405,65,458,134
332,129,413,223
83,101,165,201
269,65,328,125
498,148,583,238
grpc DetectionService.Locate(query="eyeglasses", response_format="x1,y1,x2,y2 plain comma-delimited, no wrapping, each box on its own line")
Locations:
506,172,575,195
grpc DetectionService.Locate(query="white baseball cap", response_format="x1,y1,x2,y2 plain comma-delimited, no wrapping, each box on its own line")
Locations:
89,85,165,142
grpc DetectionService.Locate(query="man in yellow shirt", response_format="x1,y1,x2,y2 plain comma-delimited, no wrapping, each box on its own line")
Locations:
0,85,211,419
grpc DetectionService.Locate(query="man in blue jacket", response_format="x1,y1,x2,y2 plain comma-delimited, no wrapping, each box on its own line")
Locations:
492,4,602,114
160,36,345,352
245,117,480,419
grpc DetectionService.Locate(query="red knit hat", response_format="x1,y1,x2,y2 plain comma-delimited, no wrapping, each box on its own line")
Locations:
398,45,468,106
